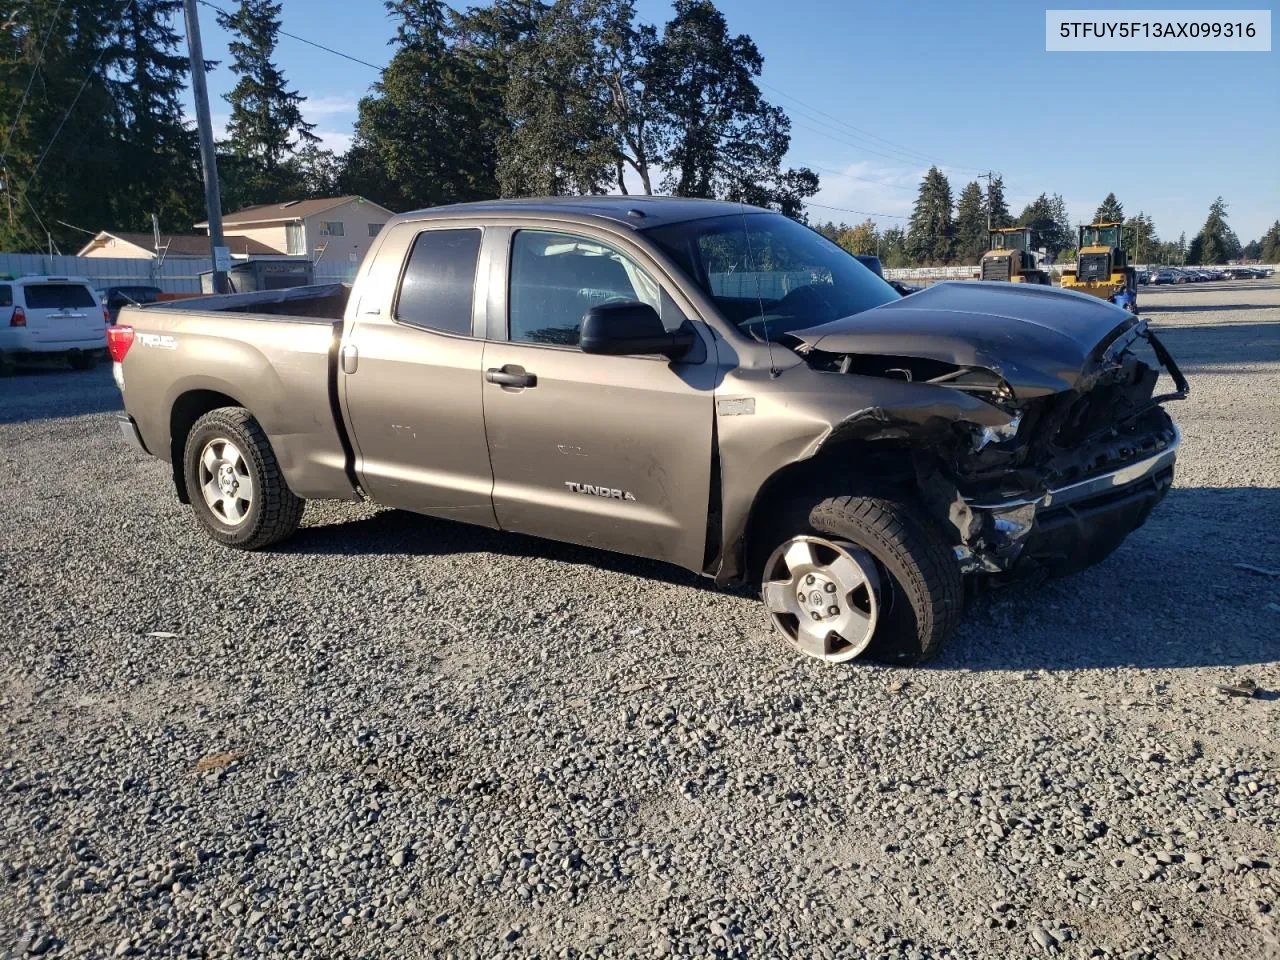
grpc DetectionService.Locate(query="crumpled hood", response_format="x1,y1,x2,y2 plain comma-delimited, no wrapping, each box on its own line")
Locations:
789,281,1137,399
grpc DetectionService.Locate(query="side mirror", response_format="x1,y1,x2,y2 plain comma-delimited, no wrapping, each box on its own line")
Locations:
579,301,695,360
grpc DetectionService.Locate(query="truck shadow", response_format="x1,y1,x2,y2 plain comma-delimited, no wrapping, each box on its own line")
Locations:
283,485,1279,672
0,367,121,424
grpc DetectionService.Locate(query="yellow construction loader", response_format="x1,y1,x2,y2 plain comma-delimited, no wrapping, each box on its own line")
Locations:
979,227,1051,284
1059,222,1138,312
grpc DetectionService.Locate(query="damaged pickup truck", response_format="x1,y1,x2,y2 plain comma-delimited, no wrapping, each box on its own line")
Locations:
111,197,1186,664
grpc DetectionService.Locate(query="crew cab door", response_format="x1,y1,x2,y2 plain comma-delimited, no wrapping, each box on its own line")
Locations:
338,221,496,527
479,226,717,570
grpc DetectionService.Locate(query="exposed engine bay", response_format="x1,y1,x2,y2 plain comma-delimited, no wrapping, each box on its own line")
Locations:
789,312,1188,578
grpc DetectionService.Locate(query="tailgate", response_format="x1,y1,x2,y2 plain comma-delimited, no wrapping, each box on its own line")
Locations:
21,283,105,345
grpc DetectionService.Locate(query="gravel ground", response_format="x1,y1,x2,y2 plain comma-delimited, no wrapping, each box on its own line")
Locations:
2,280,1277,959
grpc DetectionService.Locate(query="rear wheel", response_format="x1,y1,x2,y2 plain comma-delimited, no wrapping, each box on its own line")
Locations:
759,495,963,664
182,407,304,550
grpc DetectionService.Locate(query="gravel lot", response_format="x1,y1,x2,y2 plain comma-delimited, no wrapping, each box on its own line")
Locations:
2,280,1277,959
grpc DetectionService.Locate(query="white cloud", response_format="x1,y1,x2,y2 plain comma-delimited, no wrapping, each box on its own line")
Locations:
314,129,354,153
303,94,358,117
806,159,921,228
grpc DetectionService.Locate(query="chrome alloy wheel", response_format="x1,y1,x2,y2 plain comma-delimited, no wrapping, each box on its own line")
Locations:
197,437,255,526
762,536,881,662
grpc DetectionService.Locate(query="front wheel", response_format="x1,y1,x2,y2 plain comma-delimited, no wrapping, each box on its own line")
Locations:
182,407,304,550
760,495,963,664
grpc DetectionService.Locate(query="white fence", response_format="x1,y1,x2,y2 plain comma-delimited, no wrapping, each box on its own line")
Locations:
0,252,357,293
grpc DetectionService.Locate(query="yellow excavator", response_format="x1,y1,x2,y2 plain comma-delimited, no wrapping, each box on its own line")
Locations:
1059,221,1138,312
979,227,1051,285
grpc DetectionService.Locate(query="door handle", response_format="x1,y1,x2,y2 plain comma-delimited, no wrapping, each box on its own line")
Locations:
486,366,537,388
341,342,358,374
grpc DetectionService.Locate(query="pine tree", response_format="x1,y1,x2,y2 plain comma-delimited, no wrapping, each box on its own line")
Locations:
1,0,123,251
954,181,987,264
1018,193,1072,258
1258,220,1280,263
1093,192,1124,223
1186,197,1236,265
880,226,908,268
217,0,319,207
108,0,203,232
906,166,953,264
1123,211,1157,264
985,175,1011,229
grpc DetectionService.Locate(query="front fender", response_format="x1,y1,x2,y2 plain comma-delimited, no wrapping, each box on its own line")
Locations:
713,361,1014,583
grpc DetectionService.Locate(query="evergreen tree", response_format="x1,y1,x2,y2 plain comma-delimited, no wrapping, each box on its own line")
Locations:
1017,192,1072,258
985,174,1011,229
1186,197,1237,265
1123,211,1157,263
108,0,203,232
1257,220,1280,263
1093,192,1124,223
906,166,953,264
953,180,987,264
347,0,504,209
645,0,817,216
217,0,319,207
1,0,124,251
879,226,908,268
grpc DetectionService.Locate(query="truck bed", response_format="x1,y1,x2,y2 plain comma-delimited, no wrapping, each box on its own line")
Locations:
117,285,360,503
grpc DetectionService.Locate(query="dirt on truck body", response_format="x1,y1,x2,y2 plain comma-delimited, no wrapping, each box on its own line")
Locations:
111,196,1186,664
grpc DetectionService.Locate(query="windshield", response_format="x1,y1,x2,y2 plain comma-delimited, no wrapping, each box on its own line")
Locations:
1080,225,1121,248
646,213,899,340
991,230,1027,252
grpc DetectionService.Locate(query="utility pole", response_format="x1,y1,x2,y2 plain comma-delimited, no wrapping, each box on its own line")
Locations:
977,171,995,232
182,0,229,294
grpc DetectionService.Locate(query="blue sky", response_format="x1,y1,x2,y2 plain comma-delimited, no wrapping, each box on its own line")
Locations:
194,0,1279,242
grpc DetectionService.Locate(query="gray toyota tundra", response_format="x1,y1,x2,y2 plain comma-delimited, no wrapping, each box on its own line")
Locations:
110,197,1186,664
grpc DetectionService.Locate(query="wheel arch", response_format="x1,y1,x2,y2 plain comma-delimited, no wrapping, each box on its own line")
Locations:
738,437,923,586
169,389,246,504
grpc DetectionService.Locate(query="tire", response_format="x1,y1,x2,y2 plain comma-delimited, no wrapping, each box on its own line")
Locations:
182,406,304,550
759,494,963,665
69,352,96,370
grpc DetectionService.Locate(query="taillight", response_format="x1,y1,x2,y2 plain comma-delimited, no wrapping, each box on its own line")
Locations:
103,305,112,325
107,325,135,363
9,305,25,327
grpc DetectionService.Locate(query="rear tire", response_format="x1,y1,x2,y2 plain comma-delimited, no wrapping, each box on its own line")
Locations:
759,494,963,665
182,407,304,550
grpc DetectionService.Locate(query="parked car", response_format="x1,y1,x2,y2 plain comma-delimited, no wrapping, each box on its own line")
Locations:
111,197,1185,665
854,254,920,296
1136,270,1151,285
1149,270,1178,285
99,284,163,323
0,275,109,374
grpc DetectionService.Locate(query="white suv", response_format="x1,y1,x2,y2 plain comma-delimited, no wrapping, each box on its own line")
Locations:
0,275,110,374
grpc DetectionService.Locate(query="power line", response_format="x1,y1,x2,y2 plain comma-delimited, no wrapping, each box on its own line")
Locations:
802,162,917,194
13,0,136,204
0,0,67,165
195,0,383,71
759,79,987,175
804,201,909,220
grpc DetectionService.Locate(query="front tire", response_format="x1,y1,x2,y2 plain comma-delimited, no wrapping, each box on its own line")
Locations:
760,495,963,665
182,407,304,550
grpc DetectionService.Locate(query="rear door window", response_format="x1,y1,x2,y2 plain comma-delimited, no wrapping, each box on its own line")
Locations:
23,284,96,309
0,285,11,307
394,229,482,337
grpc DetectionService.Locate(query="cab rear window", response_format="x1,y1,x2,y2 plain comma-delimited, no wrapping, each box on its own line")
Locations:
23,284,96,309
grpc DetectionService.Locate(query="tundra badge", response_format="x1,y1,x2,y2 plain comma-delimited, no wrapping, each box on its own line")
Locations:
565,481,637,501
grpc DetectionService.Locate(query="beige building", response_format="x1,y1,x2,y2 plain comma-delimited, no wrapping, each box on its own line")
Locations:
195,196,396,265
78,231,279,260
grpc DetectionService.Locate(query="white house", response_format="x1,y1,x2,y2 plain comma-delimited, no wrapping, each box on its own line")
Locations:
195,196,396,265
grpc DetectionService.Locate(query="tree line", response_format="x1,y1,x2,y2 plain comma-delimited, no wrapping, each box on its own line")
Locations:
1,1,1274,264
816,173,1271,268
1,0,817,252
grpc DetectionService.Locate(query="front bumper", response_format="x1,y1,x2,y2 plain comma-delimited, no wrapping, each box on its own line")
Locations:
959,426,1180,575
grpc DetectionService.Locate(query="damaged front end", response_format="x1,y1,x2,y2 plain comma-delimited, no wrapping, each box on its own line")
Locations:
790,293,1188,578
